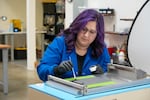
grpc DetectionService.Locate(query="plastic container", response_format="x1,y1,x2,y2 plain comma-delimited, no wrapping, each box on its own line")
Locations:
9,22,14,32
118,51,125,63
55,0,65,13
112,53,118,64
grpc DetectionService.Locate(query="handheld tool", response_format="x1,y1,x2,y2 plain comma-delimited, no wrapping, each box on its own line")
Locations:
69,57,77,80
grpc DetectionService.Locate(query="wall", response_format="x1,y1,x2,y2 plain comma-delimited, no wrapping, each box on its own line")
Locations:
65,0,147,32
0,0,25,30
65,0,73,28
73,0,87,19
0,0,43,49
87,0,147,32
65,0,87,28
65,0,147,48
87,0,147,48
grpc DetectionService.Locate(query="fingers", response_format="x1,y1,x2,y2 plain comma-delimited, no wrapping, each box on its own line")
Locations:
63,61,72,71
54,60,73,76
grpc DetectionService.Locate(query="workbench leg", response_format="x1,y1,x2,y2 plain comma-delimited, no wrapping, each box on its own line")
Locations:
10,34,14,61
2,48,8,94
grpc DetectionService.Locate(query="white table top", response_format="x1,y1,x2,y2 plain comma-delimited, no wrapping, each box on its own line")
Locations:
0,31,47,35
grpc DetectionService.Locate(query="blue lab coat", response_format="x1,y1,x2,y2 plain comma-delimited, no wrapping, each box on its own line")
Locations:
37,36,110,82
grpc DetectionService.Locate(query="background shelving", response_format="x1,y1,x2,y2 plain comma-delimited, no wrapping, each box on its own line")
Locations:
42,1,65,49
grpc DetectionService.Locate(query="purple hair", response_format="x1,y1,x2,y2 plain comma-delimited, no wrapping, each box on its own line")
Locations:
60,9,105,58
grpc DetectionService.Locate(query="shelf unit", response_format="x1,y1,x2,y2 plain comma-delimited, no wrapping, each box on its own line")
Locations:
105,31,128,35
102,13,114,16
120,18,134,21
43,2,65,49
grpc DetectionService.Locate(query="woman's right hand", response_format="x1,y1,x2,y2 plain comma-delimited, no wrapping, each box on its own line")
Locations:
54,60,73,76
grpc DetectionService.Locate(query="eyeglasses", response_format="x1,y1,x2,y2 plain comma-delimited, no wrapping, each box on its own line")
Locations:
81,27,97,35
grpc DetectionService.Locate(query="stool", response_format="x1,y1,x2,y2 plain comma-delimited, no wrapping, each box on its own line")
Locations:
0,44,10,94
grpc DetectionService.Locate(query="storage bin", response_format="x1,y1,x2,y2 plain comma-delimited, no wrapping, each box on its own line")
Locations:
14,48,27,59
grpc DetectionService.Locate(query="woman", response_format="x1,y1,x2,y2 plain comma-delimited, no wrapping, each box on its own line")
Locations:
37,9,110,82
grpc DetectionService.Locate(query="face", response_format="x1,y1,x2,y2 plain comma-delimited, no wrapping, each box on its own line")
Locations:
76,21,97,48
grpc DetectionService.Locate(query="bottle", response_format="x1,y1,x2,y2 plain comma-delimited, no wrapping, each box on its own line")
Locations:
118,51,125,63
112,53,118,64
9,21,14,32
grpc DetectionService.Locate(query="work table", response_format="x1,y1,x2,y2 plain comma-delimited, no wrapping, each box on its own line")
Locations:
0,31,46,61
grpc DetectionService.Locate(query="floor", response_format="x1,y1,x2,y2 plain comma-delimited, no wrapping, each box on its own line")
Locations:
0,60,42,100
